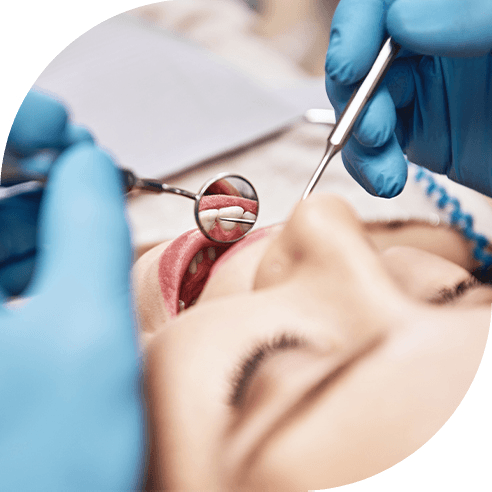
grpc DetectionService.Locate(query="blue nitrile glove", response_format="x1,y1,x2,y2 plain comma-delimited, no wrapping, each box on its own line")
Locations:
325,0,492,197
1,90,93,296
0,142,144,490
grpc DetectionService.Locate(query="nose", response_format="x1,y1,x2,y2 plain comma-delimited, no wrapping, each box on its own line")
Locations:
254,194,394,301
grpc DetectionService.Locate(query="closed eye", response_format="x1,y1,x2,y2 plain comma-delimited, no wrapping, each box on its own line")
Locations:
429,275,483,305
227,333,306,408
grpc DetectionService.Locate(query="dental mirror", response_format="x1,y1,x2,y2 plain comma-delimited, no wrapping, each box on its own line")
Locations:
1,165,259,244
195,174,259,243
122,170,259,244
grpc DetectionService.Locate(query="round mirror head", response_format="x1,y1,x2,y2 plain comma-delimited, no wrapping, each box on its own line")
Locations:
195,174,259,243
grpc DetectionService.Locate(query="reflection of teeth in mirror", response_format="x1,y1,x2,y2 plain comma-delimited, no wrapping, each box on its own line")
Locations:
218,206,244,231
207,247,216,261
239,211,256,233
198,209,219,232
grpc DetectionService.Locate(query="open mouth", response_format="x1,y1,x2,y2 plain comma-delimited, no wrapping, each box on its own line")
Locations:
158,230,228,317
157,226,271,317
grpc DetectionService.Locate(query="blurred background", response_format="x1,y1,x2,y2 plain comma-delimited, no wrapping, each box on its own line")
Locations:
33,0,488,254
34,0,353,251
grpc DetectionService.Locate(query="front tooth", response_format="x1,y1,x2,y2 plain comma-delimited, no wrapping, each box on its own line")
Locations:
207,247,216,261
240,211,256,233
179,300,185,312
218,206,244,231
198,209,219,232
189,257,198,274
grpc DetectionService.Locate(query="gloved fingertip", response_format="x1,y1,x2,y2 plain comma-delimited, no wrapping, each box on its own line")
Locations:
341,152,374,194
353,87,397,148
343,134,408,198
372,172,407,198
354,119,395,149
326,47,359,85
367,151,408,198
62,124,94,147
8,91,69,155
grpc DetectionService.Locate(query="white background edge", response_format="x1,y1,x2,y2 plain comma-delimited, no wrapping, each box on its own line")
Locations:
1,1,491,491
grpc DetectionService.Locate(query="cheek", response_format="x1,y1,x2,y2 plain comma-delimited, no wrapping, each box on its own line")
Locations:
254,243,295,290
380,246,469,301
369,224,474,271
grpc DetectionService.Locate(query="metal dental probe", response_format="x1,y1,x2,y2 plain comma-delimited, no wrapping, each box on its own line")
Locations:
301,37,401,200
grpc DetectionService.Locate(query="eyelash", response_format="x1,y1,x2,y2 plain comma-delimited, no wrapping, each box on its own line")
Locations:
430,275,481,305
228,333,306,408
227,276,483,405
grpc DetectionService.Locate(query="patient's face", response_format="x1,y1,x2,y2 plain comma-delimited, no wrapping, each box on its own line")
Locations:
137,194,491,491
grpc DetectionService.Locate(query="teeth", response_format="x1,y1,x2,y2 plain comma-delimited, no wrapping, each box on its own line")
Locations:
198,209,219,232
207,247,216,261
240,211,256,233
218,206,244,231
189,257,198,274
188,250,204,275
179,300,185,312
200,206,256,233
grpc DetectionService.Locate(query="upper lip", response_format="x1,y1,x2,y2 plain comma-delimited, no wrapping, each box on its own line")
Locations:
157,227,277,317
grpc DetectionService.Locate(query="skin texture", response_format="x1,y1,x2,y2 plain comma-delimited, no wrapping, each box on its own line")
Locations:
135,194,490,491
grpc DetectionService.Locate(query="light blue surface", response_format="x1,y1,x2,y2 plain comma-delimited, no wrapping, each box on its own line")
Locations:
1,92,93,296
325,0,492,197
0,91,144,490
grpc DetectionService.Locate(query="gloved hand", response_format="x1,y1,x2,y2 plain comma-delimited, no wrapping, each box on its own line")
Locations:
325,0,492,197
1,90,93,296
0,141,144,490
